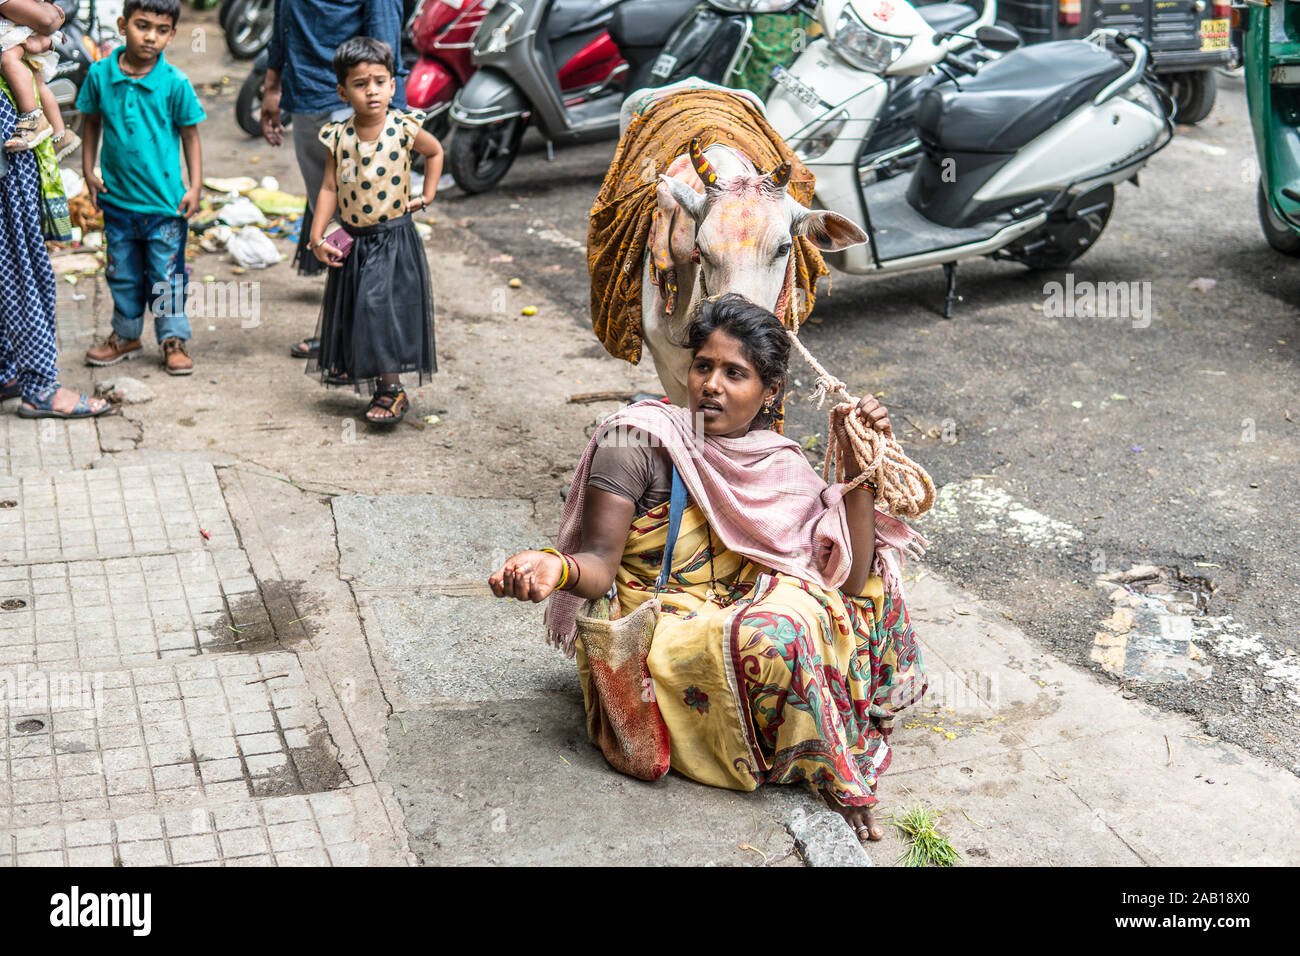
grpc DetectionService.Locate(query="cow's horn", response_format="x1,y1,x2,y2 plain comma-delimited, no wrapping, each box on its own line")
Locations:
768,162,792,190
689,138,719,188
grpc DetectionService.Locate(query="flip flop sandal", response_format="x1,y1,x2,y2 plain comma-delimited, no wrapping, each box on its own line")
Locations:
365,385,408,425
16,386,109,419
322,371,354,386
290,337,320,358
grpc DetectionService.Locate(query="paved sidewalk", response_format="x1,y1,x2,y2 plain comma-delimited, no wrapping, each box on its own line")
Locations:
0,426,412,866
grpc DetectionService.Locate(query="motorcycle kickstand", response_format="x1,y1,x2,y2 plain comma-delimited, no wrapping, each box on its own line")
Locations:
942,262,963,319
545,140,554,162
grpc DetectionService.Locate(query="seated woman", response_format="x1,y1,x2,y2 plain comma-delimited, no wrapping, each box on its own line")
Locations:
488,294,927,843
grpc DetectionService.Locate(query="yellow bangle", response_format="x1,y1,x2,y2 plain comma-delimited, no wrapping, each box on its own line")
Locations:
540,548,568,590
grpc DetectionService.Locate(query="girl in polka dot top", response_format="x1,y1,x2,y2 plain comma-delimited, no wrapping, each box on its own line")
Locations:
305,36,444,426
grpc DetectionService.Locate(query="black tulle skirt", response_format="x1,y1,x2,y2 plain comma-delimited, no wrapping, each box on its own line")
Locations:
306,214,436,391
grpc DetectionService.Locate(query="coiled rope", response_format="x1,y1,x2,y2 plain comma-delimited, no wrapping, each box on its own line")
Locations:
786,330,935,519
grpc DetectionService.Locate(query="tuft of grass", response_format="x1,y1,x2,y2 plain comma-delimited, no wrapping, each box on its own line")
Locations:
889,804,961,867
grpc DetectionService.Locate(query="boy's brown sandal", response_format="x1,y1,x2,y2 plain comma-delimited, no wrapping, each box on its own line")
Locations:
85,332,142,366
161,337,193,376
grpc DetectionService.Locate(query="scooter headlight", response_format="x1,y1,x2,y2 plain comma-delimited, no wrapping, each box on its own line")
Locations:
830,7,909,72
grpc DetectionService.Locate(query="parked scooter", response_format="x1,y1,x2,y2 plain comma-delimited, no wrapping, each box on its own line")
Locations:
645,0,817,96
447,0,696,193
766,0,1173,316
50,0,119,135
406,0,494,142
1238,0,1300,255
221,0,273,60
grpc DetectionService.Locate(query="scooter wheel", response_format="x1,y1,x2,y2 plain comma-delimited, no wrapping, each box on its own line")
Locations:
1012,185,1115,271
1258,180,1300,256
235,72,264,137
448,119,525,195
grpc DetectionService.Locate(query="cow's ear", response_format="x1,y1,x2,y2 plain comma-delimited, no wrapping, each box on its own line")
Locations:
789,201,868,251
658,174,707,222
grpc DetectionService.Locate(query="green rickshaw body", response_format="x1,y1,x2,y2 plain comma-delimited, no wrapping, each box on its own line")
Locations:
1243,0,1300,252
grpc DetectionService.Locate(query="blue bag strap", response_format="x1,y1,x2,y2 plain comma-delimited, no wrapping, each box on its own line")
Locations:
657,464,688,591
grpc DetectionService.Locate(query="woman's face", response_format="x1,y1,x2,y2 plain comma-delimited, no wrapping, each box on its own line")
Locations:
688,329,780,438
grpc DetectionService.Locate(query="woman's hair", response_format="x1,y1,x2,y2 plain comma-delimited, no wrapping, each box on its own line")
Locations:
685,293,789,427
124,0,181,24
334,37,395,85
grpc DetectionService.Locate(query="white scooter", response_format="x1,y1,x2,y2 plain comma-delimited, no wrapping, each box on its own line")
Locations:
765,0,1174,316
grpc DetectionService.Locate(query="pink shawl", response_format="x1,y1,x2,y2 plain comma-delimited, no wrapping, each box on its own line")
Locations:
544,401,927,656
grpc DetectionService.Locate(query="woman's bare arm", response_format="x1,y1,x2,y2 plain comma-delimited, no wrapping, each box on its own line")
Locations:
489,489,635,603
839,396,893,595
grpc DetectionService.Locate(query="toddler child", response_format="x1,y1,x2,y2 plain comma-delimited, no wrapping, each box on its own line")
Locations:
306,36,444,426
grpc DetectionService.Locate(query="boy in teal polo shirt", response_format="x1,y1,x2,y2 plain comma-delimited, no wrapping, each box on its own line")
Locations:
78,0,205,376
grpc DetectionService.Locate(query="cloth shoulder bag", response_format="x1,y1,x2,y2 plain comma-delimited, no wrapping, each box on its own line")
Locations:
575,465,690,781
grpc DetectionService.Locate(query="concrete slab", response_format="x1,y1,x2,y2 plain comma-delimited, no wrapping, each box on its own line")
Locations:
333,494,538,588
358,593,573,705
384,697,801,867
1032,727,1300,866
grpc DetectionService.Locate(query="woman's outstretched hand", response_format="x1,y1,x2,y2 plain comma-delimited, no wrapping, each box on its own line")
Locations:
489,550,566,602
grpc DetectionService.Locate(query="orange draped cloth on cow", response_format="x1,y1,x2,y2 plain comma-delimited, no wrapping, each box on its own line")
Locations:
587,88,828,365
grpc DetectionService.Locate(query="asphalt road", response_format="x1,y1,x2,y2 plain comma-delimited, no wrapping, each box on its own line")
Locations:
433,73,1300,776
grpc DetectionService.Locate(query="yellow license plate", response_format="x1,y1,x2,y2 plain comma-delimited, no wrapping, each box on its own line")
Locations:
1201,18,1229,51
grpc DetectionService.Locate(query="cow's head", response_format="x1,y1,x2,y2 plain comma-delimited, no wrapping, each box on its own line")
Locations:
657,138,867,321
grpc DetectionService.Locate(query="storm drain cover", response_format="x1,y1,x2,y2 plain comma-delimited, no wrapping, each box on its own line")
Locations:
14,718,45,733
1,598,26,610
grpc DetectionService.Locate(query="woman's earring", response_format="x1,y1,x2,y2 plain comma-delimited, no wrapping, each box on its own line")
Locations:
763,398,775,412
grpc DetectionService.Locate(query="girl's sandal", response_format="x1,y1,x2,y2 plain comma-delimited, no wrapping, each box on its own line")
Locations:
365,385,408,425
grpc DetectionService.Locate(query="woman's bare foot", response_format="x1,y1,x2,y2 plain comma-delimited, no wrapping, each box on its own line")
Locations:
821,788,884,843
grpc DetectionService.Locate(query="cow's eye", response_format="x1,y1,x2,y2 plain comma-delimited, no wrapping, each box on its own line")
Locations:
775,242,792,259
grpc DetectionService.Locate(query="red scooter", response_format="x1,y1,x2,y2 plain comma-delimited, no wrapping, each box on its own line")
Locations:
406,0,493,141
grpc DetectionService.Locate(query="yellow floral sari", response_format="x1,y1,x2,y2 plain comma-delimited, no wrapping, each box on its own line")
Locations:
577,498,926,806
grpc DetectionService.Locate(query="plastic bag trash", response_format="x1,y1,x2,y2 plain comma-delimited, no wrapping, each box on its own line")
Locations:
1187,277,1217,293
60,168,85,199
227,226,280,269
247,187,305,216
218,196,267,226
198,223,235,253
259,175,279,191
203,176,256,194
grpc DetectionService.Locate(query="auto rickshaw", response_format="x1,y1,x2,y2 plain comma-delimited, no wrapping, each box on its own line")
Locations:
1240,0,1300,254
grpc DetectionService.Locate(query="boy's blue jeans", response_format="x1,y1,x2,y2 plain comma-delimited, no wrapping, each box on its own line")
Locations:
101,201,191,344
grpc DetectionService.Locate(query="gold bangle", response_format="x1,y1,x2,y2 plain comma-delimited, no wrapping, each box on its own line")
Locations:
540,548,568,590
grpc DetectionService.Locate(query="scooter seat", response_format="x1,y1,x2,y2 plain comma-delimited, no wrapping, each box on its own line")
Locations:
916,3,979,35
916,40,1126,153
609,0,699,50
544,0,626,41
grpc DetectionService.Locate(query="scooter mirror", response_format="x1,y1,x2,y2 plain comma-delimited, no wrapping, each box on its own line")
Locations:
974,24,1021,53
